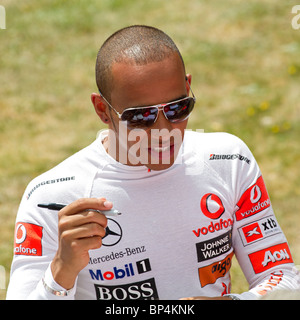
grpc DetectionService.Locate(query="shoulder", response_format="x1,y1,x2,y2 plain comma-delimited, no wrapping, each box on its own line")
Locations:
184,130,251,157
183,131,259,188
21,139,104,209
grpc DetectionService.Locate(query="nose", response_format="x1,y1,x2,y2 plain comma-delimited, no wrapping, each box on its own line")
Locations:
151,107,173,131
146,108,174,145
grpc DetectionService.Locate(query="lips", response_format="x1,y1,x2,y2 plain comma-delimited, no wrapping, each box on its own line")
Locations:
148,144,175,162
152,145,171,153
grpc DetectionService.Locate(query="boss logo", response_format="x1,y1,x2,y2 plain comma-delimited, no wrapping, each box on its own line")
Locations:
94,277,159,300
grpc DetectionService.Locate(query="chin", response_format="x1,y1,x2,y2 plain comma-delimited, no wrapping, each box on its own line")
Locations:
146,163,175,171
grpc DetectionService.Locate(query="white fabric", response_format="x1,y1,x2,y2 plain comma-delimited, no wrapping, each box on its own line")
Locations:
6,131,299,300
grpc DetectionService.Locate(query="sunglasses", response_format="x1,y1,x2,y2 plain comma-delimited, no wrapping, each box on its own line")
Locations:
99,81,196,129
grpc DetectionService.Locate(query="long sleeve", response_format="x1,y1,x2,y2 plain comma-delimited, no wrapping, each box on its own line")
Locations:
6,179,77,300
228,138,299,299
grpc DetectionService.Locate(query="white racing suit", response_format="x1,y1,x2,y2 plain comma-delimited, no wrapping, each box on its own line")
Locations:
6,131,300,299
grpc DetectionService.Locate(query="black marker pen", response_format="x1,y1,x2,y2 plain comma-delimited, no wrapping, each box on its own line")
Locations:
37,203,122,216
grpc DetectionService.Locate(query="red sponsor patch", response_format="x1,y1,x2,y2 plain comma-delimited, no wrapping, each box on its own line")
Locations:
235,176,271,221
248,243,293,274
14,222,43,256
241,222,263,243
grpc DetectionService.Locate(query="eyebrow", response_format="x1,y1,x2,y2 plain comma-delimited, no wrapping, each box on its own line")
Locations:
129,94,187,109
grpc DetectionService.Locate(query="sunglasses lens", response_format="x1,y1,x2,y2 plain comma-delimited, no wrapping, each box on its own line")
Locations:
164,98,195,123
121,107,158,128
120,97,195,128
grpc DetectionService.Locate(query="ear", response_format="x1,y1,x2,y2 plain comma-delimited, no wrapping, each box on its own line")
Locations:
91,93,111,124
185,74,192,94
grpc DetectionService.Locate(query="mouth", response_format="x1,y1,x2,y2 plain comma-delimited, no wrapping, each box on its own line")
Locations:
152,145,171,153
147,144,175,162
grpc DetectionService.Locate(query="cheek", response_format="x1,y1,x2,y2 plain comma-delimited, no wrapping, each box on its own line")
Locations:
120,119,188,149
146,120,188,145
127,128,149,150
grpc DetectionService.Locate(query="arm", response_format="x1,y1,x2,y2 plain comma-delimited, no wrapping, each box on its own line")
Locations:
7,197,110,300
182,134,299,300
229,174,299,299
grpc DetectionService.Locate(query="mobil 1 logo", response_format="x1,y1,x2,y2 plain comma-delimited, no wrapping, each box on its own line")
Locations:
94,277,159,300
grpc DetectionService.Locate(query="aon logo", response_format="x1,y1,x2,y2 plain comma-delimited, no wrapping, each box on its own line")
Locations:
249,243,293,274
262,249,290,267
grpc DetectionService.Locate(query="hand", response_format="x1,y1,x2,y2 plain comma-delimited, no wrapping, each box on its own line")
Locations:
51,198,112,289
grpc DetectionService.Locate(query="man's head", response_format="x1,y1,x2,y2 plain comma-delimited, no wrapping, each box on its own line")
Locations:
95,25,185,101
91,25,194,171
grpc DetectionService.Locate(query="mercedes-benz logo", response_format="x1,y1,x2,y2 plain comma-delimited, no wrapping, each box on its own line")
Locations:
102,218,123,247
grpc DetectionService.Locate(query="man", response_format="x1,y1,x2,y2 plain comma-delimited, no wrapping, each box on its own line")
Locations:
7,25,299,300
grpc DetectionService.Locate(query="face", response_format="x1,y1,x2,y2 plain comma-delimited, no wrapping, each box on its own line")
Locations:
92,54,192,171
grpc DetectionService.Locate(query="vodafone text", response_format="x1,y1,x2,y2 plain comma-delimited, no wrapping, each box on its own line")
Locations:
235,176,270,221
192,218,233,237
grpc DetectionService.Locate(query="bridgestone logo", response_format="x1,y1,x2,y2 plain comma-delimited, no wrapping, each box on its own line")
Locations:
26,176,75,199
209,153,250,164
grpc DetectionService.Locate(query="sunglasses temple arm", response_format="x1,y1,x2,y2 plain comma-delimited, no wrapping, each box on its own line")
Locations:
98,90,123,119
185,78,196,101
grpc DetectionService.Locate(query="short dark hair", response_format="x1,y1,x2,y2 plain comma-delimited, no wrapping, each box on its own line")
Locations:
95,25,185,101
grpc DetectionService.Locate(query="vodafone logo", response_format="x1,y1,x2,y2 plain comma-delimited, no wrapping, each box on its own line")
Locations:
14,222,43,256
250,185,262,203
200,193,225,219
15,223,27,244
235,176,271,221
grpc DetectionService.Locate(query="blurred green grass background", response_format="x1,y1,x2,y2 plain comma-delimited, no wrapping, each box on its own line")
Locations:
0,0,299,299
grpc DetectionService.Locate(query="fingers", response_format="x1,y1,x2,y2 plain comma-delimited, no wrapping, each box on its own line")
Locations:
58,198,111,232
58,198,111,245
53,198,114,287
59,197,113,217
71,236,103,251
62,222,107,239
59,210,108,231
